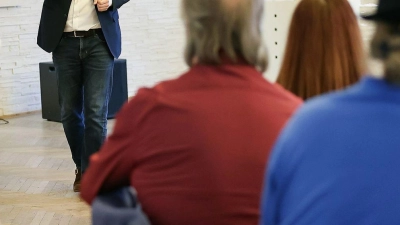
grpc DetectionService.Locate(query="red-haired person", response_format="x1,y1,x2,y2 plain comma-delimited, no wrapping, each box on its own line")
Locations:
277,0,365,100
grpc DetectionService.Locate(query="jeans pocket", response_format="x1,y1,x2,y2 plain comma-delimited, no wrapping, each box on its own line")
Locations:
95,33,107,43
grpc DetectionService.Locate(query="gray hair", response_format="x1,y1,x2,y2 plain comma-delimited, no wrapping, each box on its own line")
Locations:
181,0,268,72
371,22,400,85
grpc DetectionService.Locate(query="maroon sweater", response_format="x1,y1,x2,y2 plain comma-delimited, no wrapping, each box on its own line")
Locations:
81,61,302,225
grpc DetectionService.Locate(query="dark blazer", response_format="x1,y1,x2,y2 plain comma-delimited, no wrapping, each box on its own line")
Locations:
37,0,129,58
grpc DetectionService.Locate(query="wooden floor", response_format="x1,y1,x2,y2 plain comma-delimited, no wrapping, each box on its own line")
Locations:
0,112,115,225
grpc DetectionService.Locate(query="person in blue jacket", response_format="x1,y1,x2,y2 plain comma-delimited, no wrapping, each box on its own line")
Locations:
37,0,129,192
261,0,400,224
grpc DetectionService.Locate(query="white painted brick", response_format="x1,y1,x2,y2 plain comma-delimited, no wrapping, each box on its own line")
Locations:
0,87,14,97
0,37,19,46
0,52,19,61
21,83,40,96
19,34,37,40
16,58,41,67
0,25,21,34
27,105,41,112
0,46,10,54
4,96,30,105
19,72,38,79
0,62,16,70
13,66,37,74
0,69,13,76
3,104,30,115
19,42,39,51
0,82,18,88
9,45,20,52
20,25,40,33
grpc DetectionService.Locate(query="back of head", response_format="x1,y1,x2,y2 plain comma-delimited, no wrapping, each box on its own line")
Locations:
181,0,268,72
277,0,365,100
371,22,400,85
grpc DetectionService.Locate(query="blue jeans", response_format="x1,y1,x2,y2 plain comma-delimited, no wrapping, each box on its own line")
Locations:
52,33,114,172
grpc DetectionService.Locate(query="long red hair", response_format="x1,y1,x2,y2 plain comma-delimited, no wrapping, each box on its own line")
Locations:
277,0,365,100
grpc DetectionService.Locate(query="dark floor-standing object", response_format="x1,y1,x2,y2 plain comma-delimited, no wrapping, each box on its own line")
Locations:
39,62,61,122
39,59,128,122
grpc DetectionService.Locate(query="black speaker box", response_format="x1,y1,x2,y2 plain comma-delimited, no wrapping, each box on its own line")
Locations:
39,59,128,122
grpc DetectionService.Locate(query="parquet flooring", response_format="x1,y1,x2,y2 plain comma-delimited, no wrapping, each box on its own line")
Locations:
0,112,115,225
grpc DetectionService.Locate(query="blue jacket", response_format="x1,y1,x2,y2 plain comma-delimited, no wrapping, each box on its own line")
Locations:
37,0,129,58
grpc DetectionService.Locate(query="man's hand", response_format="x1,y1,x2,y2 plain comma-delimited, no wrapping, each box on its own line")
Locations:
94,0,111,12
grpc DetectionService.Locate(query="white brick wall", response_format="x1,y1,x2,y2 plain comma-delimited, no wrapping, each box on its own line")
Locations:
0,0,378,116
0,0,48,116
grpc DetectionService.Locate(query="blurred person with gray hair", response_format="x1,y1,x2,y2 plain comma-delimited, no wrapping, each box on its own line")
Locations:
260,0,400,224
81,0,301,224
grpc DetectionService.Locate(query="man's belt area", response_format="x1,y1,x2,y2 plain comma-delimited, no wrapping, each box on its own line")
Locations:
63,29,103,38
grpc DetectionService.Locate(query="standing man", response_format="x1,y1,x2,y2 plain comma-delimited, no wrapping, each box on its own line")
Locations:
37,0,129,192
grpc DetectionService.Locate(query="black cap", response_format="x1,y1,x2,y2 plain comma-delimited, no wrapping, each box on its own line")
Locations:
362,0,400,22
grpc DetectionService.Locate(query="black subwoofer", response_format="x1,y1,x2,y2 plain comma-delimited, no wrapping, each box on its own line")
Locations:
39,59,128,122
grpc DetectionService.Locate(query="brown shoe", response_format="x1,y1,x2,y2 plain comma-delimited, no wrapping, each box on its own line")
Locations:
73,168,81,192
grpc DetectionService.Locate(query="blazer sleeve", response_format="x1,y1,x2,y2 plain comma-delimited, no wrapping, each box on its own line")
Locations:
80,88,158,204
111,0,129,10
